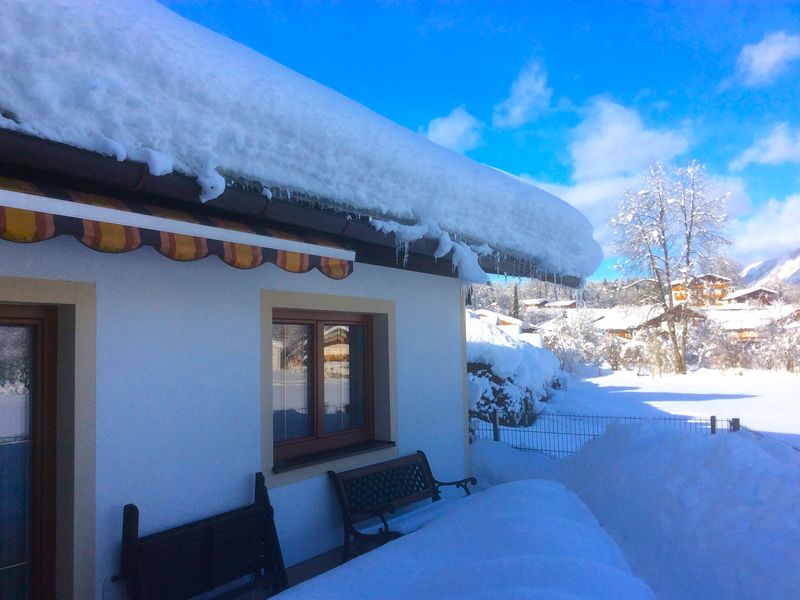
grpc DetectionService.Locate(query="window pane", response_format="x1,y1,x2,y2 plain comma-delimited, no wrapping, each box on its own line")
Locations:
323,324,365,433
272,323,312,443
0,325,33,599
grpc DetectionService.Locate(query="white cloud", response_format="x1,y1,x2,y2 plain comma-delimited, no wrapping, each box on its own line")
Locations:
735,31,800,86
570,100,690,180
519,101,705,253
706,174,752,219
730,194,800,261
492,59,552,129
730,123,800,170
423,106,483,153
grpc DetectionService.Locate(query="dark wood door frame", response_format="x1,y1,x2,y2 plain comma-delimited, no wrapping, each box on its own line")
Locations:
1,304,58,600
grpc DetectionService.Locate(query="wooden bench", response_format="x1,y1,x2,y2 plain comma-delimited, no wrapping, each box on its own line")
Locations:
328,451,477,562
119,473,288,600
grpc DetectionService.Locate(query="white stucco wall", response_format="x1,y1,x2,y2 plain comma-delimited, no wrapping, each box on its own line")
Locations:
0,236,468,599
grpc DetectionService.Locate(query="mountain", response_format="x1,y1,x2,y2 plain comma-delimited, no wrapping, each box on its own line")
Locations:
741,248,800,288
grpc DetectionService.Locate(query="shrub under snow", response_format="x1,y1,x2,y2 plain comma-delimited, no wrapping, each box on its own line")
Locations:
466,311,563,423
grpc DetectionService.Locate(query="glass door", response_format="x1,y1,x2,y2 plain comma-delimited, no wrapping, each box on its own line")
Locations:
0,306,56,600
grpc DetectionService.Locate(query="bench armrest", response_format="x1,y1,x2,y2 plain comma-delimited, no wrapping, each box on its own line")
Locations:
349,503,397,534
434,476,478,496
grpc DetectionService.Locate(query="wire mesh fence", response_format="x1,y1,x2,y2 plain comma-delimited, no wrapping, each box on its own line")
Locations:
469,411,739,457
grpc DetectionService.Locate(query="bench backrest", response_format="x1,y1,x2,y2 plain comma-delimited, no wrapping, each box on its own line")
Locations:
120,473,287,600
329,451,440,524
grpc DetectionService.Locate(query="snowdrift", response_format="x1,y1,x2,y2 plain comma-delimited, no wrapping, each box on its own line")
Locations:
276,479,655,599
471,424,800,600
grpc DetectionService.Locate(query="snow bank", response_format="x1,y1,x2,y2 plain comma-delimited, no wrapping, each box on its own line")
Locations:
466,311,561,396
466,310,564,421
0,0,602,279
276,480,655,600
471,425,800,600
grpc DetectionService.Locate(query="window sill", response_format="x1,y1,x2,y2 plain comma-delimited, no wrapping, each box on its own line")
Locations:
272,440,395,474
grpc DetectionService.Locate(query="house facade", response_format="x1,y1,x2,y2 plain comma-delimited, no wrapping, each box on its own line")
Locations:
671,274,731,306
0,3,601,599
721,286,779,306
0,190,470,597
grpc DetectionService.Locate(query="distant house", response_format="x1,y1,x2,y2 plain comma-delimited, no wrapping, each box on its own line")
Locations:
592,306,665,339
474,309,524,335
721,287,779,306
591,305,703,339
532,305,700,340
0,3,602,598
522,298,548,309
671,274,731,306
703,305,798,342
544,299,577,309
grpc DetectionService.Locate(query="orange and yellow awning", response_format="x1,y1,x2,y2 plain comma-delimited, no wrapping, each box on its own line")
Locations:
0,177,353,279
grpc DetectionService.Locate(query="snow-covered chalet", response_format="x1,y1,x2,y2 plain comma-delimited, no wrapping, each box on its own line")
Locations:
0,1,601,598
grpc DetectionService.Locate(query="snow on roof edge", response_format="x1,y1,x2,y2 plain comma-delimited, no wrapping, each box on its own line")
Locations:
0,0,603,279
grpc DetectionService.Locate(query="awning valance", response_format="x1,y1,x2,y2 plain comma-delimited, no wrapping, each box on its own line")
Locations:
0,177,354,279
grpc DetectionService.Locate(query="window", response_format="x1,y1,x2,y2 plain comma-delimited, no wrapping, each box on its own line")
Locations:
272,309,374,464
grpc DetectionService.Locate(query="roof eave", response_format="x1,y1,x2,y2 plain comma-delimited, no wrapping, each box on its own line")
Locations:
0,128,582,286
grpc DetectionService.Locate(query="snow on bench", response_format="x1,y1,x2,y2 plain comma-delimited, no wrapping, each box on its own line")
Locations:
277,479,655,599
328,451,476,561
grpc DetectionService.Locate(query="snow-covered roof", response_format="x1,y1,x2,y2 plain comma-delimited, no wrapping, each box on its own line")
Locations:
522,298,548,306
0,0,602,280
721,286,777,301
473,309,523,327
695,273,731,282
592,306,665,331
545,300,577,308
702,305,795,331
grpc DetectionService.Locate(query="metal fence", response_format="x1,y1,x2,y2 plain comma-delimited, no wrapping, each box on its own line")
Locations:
469,411,740,457
738,425,800,453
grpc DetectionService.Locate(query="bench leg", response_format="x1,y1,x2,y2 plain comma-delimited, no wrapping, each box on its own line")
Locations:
341,528,353,563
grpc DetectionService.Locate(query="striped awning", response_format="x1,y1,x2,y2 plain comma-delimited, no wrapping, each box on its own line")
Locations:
0,177,353,279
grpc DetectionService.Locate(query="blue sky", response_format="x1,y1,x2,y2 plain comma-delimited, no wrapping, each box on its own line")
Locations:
162,1,800,279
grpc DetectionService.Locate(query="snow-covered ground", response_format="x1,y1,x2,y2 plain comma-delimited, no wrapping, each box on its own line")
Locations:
464,310,800,599
471,426,800,600
548,369,800,447
276,479,655,599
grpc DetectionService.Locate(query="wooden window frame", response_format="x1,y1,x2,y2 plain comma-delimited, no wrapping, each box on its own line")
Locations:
0,304,58,600
272,308,374,463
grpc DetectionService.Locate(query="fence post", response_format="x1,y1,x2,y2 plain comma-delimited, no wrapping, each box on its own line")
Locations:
731,418,740,432
493,411,500,442
710,416,716,435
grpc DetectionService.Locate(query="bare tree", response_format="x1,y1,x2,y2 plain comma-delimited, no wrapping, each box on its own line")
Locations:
611,162,728,373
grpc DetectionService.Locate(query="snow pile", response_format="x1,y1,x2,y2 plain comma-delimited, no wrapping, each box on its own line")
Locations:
466,310,563,421
472,425,800,600
276,480,655,600
0,0,602,280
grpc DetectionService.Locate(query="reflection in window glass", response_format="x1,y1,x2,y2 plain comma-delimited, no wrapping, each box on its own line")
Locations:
272,324,312,442
0,325,33,598
323,324,365,433
0,326,32,441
